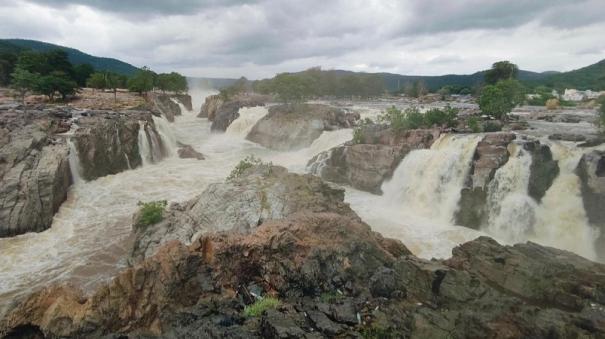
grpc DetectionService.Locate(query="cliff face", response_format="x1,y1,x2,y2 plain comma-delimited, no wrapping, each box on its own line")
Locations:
148,93,191,122
0,107,71,237
209,93,270,131
2,166,604,338
576,150,605,259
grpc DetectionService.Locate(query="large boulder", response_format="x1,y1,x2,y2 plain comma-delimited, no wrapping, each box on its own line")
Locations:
129,164,354,262
576,150,605,259
0,124,71,237
73,111,152,181
455,133,515,228
246,104,358,151
524,140,559,202
209,94,269,131
309,126,440,194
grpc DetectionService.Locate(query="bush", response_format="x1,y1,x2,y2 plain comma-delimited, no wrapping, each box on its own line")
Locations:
483,121,502,132
424,105,458,128
545,98,560,110
243,297,280,317
136,200,167,226
468,116,481,133
227,155,262,180
378,105,459,133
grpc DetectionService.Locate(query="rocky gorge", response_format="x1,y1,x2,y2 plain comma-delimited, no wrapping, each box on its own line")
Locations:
1,89,605,338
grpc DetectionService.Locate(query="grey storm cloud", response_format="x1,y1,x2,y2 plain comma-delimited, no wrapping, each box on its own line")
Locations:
2,0,605,78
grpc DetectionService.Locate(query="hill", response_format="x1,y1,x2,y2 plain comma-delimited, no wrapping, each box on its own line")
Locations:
0,39,139,75
531,59,605,91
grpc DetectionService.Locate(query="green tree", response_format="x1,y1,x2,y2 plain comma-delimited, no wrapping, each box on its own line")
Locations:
35,71,77,101
73,63,94,87
86,72,106,90
478,85,511,120
272,73,313,103
10,67,37,104
485,61,519,85
156,72,188,94
497,79,526,107
128,67,155,94
0,52,18,86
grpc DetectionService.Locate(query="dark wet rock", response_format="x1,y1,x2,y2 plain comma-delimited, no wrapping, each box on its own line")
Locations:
0,110,71,237
579,136,605,148
524,140,559,202
246,104,357,151
308,127,440,194
73,111,153,181
178,145,205,160
260,310,306,338
576,150,605,259
455,133,515,228
307,310,344,336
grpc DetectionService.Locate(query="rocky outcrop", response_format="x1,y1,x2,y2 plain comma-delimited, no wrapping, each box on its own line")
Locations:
524,140,559,202
0,106,72,237
172,94,192,111
129,164,353,262
312,128,441,194
246,104,359,151
455,133,515,228
73,111,154,181
148,93,182,122
3,214,605,337
177,145,205,160
198,94,223,119
209,94,269,131
576,150,605,259
309,125,440,194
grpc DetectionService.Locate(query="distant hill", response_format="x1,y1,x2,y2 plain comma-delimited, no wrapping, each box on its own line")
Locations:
0,39,139,75
530,59,605,91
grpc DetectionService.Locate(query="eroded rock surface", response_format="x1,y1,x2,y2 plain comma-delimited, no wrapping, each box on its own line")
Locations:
129,164,353,262
0,107,71,237
576,150,605,259
198,94,223,119
209,94,269,132
148,93,183,122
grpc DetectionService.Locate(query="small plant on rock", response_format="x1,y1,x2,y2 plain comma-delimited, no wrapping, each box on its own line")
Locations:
468,116,481,133
243,297,280,317
136,200,167,226
227,155,262,180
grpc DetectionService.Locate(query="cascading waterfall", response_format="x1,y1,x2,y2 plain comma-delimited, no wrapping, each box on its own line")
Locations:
484,144,536,242
170,97,192,115
225,106,269,138
152,115,178,156
381,134,482,223
137,121,153,166
532,142,600,260
67,138,83,184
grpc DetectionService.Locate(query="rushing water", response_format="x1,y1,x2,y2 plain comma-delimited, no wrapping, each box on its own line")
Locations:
0,92,602,316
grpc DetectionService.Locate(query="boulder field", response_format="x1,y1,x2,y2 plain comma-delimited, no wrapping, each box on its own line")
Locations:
2,165,604,338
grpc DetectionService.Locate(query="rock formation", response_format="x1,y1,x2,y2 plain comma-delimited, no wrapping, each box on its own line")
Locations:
209,94,269,131
576,150,605,259
129,164,352,262
148,93,183,122
246,104,358,151
177,144,205,160
309,125,440,194
73,110,155,181
198,94,223,119
0,106,72,237
2,164,604,338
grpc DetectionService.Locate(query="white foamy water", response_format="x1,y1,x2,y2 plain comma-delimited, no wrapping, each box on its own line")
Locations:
225,106,269,138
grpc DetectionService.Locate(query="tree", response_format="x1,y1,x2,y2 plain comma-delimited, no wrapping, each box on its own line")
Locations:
87,72,106,90
497,79,526,107
128,67,155,94
0,52,18,86
35,71,77,101
485,61,519,85
10,67,37,104
73,63,94,87
272,73,313,103
478,85,511,120
156,72,188,94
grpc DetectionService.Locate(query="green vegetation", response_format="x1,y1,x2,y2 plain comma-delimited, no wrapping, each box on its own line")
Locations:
243,297,280,317
218,76,248,101
319,291,344,303
157,72,188,94
485,61,519,85
598,96,605,129
378,105,458,133
479,64,525,120
468,116,481,133
227,155,262,180
127,67,155,94
136,200,167,227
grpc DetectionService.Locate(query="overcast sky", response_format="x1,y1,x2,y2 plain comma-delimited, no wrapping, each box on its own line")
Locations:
1,0,604,79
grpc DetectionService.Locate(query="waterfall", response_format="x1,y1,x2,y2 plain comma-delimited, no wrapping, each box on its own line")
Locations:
138,121,153,166
381,134,482,223
152,115,178,156
226,106,269,138
484,144,536,242
170,97,191,115
532,143,600,260
67,138,83,184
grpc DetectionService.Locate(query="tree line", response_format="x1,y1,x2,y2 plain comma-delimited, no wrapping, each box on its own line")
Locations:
1,48,187,103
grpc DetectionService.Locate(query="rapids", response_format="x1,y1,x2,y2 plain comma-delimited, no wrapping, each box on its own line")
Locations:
0,90,602,317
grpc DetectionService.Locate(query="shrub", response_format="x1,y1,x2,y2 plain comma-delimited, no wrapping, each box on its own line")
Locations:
424,105,458,127
545,98,560,110
468,116,481,133
227,155,262,180
352,127,364,144
483,121,502,132
136,200,167,226
243,297,280,317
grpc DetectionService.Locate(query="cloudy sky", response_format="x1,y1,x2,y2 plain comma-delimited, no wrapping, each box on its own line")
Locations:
1,0,604,79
